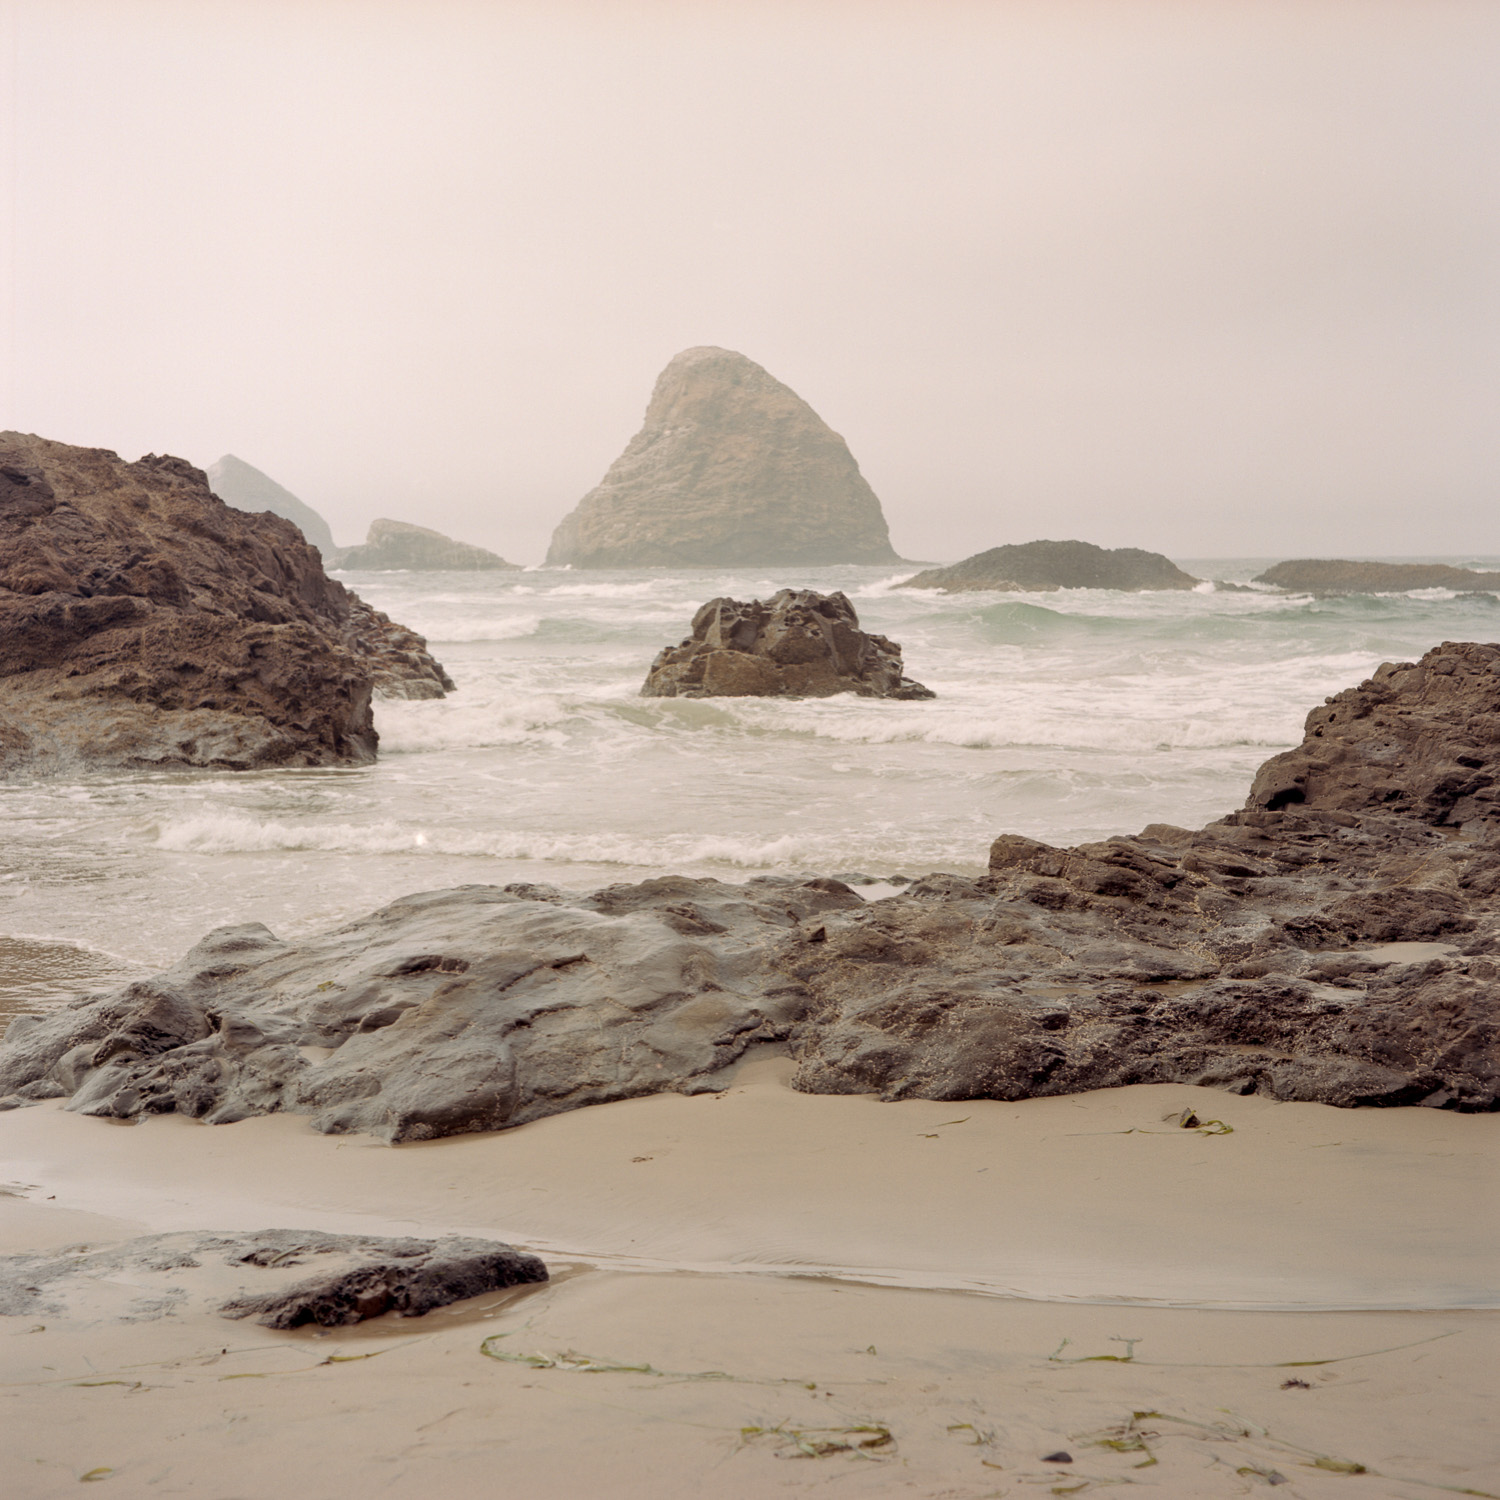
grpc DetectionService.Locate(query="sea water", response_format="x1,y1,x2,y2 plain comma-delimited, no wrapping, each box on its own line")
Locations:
4,559,1499,1001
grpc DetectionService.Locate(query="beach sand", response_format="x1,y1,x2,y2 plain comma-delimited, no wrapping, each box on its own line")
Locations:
2,1056,1496,1498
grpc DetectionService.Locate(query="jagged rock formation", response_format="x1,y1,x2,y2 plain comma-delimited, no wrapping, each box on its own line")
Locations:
1255,559,1500,594
0,1230,546,1327
331,519,519,571
0,433,452,772
207,454,336,555
4,641,1497,1127
546,347,900,567
898,540,1199,593
642,590,934,700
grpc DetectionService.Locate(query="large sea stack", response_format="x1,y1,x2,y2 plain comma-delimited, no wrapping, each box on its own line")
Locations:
4,641,1497,1132
899,540,1199,593
546,347,900,567
206,454,337,555
331,519,519,571
0,433,453,773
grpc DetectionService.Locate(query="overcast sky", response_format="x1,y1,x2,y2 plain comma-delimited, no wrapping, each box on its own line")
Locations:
3,0,1497,563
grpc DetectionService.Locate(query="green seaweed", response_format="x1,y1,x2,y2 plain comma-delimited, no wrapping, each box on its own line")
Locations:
739,1421,893,1460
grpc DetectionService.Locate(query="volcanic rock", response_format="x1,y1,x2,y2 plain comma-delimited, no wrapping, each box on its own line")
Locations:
4,643,1497,1124
1254,559,1500,593
207,454,337,555
545,347,900,567
0,433,452,772
898,540,1199,593
332,518,519,571
642,589,934,700
0,1229,546,1327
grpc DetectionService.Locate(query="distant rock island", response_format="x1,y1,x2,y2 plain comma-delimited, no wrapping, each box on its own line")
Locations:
207,454,336,555
642,589,932,700
1255,559,1500,594
898,539,1200,593
331,519,519,571
0,433,452,774
546,347,901,568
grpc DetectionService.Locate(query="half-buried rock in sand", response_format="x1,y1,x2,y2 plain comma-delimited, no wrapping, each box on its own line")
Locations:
2,643,1497,1133
642,589,934,700
0,433,454,773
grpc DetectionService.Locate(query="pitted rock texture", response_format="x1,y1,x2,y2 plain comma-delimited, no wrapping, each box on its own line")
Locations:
642,590,934,700
0,433,452,770
207,454,336,555
1255,559,1500,594
546,347,900,567
332,518,519,571
898,540,1199,593
0,1230,546,1327
4,643,1498,1127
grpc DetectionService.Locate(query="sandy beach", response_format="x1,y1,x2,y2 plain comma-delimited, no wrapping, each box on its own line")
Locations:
3,1056,1496,1498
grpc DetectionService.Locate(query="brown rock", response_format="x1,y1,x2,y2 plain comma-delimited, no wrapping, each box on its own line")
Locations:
546,347,901,567
1255,559,1500,593
642,589,934,700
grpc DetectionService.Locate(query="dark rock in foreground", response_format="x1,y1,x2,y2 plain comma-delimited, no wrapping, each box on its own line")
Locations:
642,590,934,700
545,346,901,567
899,540,1199,593
0,1229,546,1327
332,518,519,571
1255,559,1500,594
3,642,1497,1126
0,433,452,771
207,454,337,556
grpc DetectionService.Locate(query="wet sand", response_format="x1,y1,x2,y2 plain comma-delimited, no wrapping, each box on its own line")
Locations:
2,1058,1496,1497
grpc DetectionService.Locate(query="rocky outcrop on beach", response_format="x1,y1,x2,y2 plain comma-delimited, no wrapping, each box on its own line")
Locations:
898,540,1200,593
331,518,519,571
1255,559,1500,594
0,1229,546,1327
206,454,337,555
642,590,934,699
545,347,900,567
0,433,452,771
3,640,1497,1125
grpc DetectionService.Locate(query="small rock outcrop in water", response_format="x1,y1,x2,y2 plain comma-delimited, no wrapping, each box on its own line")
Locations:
642,590,934,700
0,433,453,772
1254,559,1500,594
331,519,519,571
207,454,337,555
0,1230,546,1327
898,540,1199,593
4,642,1497,1127
545,346,901,567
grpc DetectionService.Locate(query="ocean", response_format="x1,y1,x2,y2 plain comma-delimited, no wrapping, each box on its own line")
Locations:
4,559,1500,1011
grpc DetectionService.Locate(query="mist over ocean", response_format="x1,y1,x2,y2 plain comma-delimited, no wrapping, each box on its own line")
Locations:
4,558,1499,997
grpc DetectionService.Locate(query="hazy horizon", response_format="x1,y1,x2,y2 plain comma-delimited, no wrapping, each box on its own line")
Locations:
3,0,1496,564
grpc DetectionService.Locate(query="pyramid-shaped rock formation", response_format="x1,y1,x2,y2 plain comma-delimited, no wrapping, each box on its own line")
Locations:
546,347,900,567
208,455,336,555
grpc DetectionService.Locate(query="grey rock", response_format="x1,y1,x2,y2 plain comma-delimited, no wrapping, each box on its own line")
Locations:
897,540,1199,593
1255,559,1500,594
207,454,337,555
642,590,934,700
546,347,900,567
331,518,519,572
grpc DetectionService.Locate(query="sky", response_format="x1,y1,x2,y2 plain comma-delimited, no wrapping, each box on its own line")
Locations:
2,0,1497,564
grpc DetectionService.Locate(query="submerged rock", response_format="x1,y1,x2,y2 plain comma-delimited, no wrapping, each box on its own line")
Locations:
331,518,519,571
1255,559,1500,594
0,433,452,771
0,1229,546,1327
898,540,1199,593
3,644,1497,1124
207,454,337,556
642,590,934,700
545,347,901,567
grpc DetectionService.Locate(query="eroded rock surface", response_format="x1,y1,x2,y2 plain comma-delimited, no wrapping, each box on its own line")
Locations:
546,347,900,567
332,518,519,571
899,540,1199,593
1255,559,1500,594
0,1229,546,1327
0,433,452,770
642,590,933,700
3,644,1497,1125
